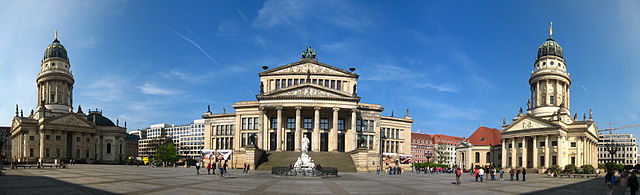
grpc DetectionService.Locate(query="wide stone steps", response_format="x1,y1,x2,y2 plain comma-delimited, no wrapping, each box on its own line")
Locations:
256,151,357,172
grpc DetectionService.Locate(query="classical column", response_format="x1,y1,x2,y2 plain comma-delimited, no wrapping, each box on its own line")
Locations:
532,135,538,169
521,136,527,168
295,107,302,151
312,107,320,152
276,107,283,151
501,138,507,168
330,108,339,152
557,135,564,167
511,138,516,168
545,135,550,168
348,109,357,151
23,131,28,159
257,107,265,149
578,137,583,166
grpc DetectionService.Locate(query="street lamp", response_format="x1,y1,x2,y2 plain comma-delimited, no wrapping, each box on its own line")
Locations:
605,142,620,165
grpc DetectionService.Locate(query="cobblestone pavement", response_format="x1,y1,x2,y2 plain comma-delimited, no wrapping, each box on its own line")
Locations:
0,165,629,194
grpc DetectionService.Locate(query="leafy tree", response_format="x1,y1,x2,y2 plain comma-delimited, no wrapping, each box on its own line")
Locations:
580,165,596,174
155,142,178,165
634,164,640,170
625,165,635,171
434,143,449,164
564,164,577,173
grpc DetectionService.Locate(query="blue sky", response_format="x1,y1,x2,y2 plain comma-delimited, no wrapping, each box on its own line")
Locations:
1,0,640,137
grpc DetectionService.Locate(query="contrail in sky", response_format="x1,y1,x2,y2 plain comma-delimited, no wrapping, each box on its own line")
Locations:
171,30,219,65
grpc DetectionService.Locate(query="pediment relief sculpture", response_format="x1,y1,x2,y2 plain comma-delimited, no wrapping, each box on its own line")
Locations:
272,63,347,76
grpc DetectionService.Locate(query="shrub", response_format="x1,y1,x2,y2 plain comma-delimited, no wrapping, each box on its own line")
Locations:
564,164,578,173
635,164,640,170
548,165,561,173
624,165,634,171
580,165,596,174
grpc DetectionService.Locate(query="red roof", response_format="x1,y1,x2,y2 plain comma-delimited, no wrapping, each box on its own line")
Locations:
468,126,502,146
411,132,432,140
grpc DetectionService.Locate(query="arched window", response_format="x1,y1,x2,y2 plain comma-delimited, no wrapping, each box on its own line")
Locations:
475,152,480,163
107,143,112,154
486,152,491,163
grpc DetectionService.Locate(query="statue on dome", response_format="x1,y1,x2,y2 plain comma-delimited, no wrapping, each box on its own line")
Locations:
301,46,317,59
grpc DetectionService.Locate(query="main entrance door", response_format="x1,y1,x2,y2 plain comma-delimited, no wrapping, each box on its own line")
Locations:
269,133,277,151
320,133,328,152
286,132,295,151
66,132,73,159
338,133,345,152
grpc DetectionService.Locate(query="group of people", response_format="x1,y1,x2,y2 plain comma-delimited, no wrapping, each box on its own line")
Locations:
195,160,229,178
375,165,403,175
453,167,526,185
605,169,639,195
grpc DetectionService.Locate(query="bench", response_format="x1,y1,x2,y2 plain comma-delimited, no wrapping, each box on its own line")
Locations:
559,174,597,178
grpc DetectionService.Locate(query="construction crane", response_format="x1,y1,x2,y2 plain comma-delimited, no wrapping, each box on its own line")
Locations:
598,124,640,135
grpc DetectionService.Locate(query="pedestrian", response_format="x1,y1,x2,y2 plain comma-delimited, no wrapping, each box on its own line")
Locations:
455,168,462,185
605,170,615,195
474,168,479,182
516,168,520,181
491,168,496,180
509,168,514,181
479,168,485,182
521,167,527,182
195,161,201,175
218,160,224,178
499,168,504,181
630,171,639,195
376,166,380,175
207,162,212,174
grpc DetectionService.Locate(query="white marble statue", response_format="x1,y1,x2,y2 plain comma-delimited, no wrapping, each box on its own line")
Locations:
302,134,310,154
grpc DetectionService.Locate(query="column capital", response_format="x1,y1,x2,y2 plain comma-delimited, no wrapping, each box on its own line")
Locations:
332,107,340,111
258,107,265,111
351,108,358,112
314,107,321,110
295,106,302,110
276,106,283,110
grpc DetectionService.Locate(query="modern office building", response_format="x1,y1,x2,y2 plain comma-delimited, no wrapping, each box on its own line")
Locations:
500,24,599,172
598,134,637,165
202,47,414,172
9,33,127,164
137,120,205,158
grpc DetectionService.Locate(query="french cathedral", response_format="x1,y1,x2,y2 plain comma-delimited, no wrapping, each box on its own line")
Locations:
501,24,599,172
10,32,128,164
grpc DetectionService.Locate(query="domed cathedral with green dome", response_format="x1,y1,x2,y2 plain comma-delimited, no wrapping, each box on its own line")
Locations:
10,32,128,164
500,23,599,172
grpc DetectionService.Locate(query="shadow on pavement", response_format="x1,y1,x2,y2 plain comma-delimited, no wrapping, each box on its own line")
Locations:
0,175,116,195
523,177,627,195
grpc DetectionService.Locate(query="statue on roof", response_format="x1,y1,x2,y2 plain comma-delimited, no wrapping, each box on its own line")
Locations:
301,46,317,59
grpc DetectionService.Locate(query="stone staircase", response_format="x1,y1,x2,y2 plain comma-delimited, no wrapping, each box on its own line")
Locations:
255,151,357,172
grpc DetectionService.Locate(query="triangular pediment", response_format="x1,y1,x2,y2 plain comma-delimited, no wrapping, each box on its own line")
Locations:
263,84,352,98
259,59,358,77
47,114,94,128
504,115,558,132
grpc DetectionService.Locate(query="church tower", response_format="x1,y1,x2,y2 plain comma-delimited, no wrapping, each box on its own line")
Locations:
529,23,571,117
37,31,74,113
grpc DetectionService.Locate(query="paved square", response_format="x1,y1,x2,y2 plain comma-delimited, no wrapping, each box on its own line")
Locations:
0,165,630,194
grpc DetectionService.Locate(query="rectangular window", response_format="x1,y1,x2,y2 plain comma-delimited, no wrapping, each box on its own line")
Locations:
287,79,292,87
550,95,555,105
337,81,342,90
300,79,305,84
518,143,523,148
369,121,375,132
324,80,329,87
46,148,50,157
368,135,374,150
46,135,50,140
331,80,335,89
540,141,545,147
362,120,368,132
356,120,362,132
508,143,512,148
76,137,81,142
312,79,317,84
338,119,345,131
320,119,329,130
56,136,61,140
29,136,34,141
30,148,34,157
242,118,247,130
552,156,557,165
87,138,90,142
303,118,313,129
552,141,558,146
571,142,576,147
294,79,299,85
396,128,399,138
275,80,280,89
56,148,60,156
271,118,277,129
253,117,259,130
242,133,247,147
287,118,295,129
381,128,385,138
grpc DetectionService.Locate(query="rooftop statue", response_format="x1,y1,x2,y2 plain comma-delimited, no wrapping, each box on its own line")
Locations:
301,46,317,59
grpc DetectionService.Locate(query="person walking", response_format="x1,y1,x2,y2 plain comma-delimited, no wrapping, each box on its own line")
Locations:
516,168,520,181
479,168,485,182
629,171,639,195
455,168,462,185
207,162,212,174
499,168,504,181
474,168,479,182
376,166,381,175
605,170,615,195
195,161,201,175
491,168,496,181
521,167,527,182
509,168,514,181
223,161,228,178
212,161,217,175
218,160,224,178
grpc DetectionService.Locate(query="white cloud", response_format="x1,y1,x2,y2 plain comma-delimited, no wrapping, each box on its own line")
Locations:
139,83,182,96
405,96,484,121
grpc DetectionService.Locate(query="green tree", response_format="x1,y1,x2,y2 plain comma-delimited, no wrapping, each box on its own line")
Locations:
434,143,448,164
580,165,596,174
634,164,640,170
564,164,578,173
548,165,561,173
155,142,178,165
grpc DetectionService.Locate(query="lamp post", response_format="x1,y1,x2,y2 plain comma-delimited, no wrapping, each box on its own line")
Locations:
606,142,620,165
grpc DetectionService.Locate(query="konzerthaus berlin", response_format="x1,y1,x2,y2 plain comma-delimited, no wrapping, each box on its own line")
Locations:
202,47,413,172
